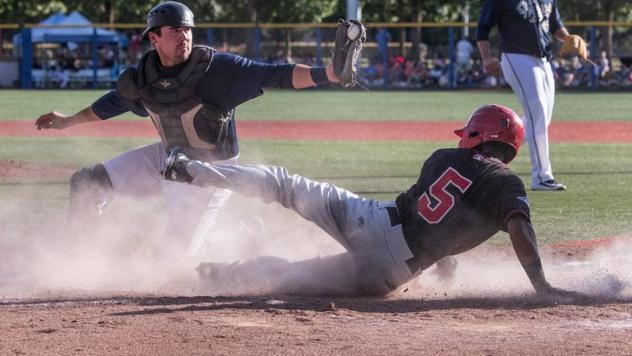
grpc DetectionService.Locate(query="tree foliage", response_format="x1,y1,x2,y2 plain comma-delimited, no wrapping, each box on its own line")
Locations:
0,0,630,26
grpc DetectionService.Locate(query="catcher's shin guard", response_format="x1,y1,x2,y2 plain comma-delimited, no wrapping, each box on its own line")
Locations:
67,163,113,222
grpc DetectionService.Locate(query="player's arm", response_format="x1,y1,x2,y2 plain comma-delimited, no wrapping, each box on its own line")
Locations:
291,64,340,89
200,53,341,111
507,216,584,299
553,27,570,43
476,0,501,75
35,90,146,130
293,20,365,88
507,216,551,292
550,2,570,43
476,41,501,76
35,106,100,130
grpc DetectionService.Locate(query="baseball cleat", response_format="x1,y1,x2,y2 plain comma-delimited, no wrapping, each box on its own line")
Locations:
532,179,567,191
163,146,194,183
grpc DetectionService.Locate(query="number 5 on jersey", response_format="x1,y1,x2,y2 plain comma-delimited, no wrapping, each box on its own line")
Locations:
417,167,472,224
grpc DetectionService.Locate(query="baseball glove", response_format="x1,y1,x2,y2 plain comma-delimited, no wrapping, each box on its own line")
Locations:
560,34,591,63
332,19,366,87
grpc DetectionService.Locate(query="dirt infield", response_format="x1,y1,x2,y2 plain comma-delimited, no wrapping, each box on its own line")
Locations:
2,118,632,355
1,293,631,355
3,119,632,142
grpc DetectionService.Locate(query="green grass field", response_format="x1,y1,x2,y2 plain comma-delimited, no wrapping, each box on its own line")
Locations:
2,89,632,121
1,89,632,245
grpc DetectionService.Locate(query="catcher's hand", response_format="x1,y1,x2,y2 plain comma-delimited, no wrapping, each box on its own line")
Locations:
332,19,366,87
560,34,594,65
35,111,73,130
163,146,194,183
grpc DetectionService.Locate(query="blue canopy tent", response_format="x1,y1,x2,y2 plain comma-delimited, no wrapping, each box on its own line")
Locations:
15,11,121,88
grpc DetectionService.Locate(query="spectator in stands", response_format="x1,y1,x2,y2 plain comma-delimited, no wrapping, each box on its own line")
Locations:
126,32,142,63
569,56,590,87
389,55,406,87
595,50,613,86
428,54,447,87
360,56,381,87
456,36,474,70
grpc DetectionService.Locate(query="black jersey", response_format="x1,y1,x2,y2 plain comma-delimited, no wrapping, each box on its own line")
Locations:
477,0,564,59
395,148,530,272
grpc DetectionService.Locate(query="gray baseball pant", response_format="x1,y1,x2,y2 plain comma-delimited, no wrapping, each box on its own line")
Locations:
186,161,418,295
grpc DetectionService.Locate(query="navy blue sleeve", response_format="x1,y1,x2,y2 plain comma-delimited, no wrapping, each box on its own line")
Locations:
477,0,501,41
196,53,295,112
91,90,148,120
549,1,565,35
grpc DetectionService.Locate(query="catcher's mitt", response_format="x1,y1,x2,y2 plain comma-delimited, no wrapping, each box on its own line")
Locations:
332,19,366,87
560,34,592,64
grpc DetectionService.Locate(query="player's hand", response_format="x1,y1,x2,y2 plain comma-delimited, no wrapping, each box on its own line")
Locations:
35,111,74,130
536,284,589,303
431,256,458,283
482,57,502,76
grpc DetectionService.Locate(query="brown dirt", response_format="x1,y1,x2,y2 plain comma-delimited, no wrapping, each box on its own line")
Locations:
2,120,632,354
3,119,632,142
0,159,75,182
1,290,631,355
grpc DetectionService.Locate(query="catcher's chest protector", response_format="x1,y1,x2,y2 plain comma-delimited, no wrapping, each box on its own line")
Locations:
137,46,237,160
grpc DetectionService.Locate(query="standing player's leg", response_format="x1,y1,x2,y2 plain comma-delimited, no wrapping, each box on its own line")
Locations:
501,53,564,190
543,59,556,128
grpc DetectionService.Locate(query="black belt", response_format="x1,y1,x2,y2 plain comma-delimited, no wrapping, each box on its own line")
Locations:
386,206,421,272
386,206,401,226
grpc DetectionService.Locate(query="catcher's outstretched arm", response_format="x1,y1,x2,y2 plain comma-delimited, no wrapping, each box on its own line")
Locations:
291,64,340,89
35,106,100,130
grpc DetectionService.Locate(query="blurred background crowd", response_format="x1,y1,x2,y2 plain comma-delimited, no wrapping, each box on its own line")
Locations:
0,0,631,90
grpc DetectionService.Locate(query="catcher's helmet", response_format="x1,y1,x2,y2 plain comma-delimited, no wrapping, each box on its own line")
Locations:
454,104,524,163
140,2,195,40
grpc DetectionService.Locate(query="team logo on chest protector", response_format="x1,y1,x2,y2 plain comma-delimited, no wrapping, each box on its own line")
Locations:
159,79,171,88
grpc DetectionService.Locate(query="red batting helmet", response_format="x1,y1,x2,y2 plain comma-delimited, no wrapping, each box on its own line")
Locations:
454,104,524,163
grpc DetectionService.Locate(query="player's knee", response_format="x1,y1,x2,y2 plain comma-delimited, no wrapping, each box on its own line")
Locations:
70,163,112,193
68,164,113,220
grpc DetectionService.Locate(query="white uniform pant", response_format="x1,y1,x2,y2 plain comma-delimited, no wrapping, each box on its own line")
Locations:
501,53,556,186
103,142,235,256
187,162,418,295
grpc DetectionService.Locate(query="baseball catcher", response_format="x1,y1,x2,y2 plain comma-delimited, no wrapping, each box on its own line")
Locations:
34,1,364,258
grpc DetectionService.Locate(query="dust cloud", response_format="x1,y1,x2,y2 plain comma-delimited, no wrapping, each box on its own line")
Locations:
1,186,630,302
398,235,631,302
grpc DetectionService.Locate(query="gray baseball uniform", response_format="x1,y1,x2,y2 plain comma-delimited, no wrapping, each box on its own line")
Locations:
186,161,417,295
181,147,531,295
